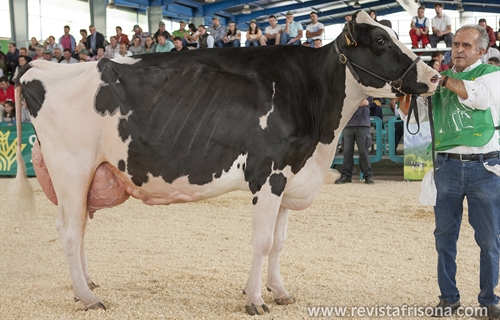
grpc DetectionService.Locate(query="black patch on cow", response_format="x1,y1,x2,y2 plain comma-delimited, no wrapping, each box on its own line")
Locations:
237,163,240,169
252,197,258,205
22,80,46,118
269,173,287,197
118,160,126,172
94,49,346,191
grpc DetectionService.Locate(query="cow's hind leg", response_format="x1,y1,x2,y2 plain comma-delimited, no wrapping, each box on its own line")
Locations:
266,206,295,305
244,188,282,315
56,195,105,310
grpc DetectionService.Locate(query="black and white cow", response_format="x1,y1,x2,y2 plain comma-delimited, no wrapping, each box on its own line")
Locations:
13,11,440,315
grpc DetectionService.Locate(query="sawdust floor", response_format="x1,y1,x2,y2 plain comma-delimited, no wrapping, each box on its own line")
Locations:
0,174,494,320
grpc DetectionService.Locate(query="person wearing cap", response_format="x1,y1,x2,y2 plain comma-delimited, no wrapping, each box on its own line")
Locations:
154,33,174,53
259,15,281,46
304,11,324,48
114,26,130,48
78,48,92,62
245,20,262,47
131,25,150,46
85,25,105,56
208,16,226,47
59,25,76,53
153,21,172,44
279,11,303,45
172,21,190,46
43,49,59,63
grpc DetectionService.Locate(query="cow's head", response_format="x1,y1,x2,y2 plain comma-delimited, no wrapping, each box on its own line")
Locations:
337,10,440,97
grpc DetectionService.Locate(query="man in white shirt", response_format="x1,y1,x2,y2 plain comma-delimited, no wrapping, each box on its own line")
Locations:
60,49,78,64
279,11,303,45
114,43,132,58
429,2,453,48
304,12,324,48
259,15,281,46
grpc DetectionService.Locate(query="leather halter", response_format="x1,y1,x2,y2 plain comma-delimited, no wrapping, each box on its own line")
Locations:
333,39,421,96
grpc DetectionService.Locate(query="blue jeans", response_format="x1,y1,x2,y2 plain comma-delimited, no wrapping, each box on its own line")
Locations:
340,126,373,179
279,32,301,45
218,39,241,48
245,40,259,47
434,153,500,306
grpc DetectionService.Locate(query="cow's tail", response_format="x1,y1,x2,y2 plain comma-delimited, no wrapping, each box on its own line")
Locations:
9,85,35,215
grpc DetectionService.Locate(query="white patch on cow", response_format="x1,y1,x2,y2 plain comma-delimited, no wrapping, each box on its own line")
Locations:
119,109,133,121
259,82,276,129
112,57,141,65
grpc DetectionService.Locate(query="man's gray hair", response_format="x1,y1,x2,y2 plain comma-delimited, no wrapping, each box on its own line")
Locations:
455,24,489,51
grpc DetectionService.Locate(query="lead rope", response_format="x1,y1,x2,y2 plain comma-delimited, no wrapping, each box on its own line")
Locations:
405,94,420,134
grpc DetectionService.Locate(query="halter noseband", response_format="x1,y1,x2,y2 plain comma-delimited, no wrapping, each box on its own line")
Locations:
333,39,420,96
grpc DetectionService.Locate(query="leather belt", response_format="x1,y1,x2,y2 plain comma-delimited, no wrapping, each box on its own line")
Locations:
439,151,500,161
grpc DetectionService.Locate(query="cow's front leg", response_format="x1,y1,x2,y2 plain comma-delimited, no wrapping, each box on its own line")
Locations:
244,189,282,315
81,212,98,290
56,200,104,310
266,206,295,305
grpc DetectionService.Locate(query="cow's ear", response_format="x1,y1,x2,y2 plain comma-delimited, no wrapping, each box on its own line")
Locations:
343,21,358,47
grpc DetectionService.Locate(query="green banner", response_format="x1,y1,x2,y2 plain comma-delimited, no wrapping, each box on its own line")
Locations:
0,123,36,176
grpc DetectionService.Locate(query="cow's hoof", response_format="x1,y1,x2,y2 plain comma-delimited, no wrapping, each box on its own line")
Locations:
84,301,106,311
275,295,295,305
245,303,270,315
88,282,99,290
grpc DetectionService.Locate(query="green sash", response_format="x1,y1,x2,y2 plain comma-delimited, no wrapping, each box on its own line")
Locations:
431,64,500,151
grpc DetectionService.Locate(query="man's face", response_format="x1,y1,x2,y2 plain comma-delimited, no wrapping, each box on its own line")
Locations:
63,51,71,60
310,13,318,23
48,37,55,45
134,37,141,46
478,21,486,29
54,48,62,58
116,27,121,34
174,39,183,49
314,39,322,48
44,53,52,61
89,26,96,34
488,60,500,66
110,37,117,47
434,5,443,15
20,48,27,56
158,35,166,45
8,44,15,53
159,24,165,31
0,81,9,90
212,19,220,27
286,14,293,23
119,43,127,54
64,27,69,34
180,22,186,30
269,17,276,27
198,26,205,34
452,28,485,72
134,27,140,34
36,47,44,56
417,8,425,19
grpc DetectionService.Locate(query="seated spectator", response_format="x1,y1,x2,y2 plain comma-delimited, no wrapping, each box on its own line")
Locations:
6,42,19,76
129,36,143,55
131,24,150,46
304,12,324,48
171,37,189,52
154,34,174,52
92,47,106,61
172,21,190,44
480,45,500,64
219,21,241,48
153,21,171,44
369,10,378,22
43,50,59,62
59,25,76,53
53,47,63,62
429,3,453,48
478,19,497,48
427,59,441,72
245,20,262,47
12,55,30,82
280,11,303,45
104,36,119,59
33,45,45,60
208,16,226,47
21,99,30,122
259,15,280,46
28,37,39,58
114,42,132,58
184,23,200,48
431,51,449,71
60,49,78,64
78,49,93,62
0,51,6,77
73,43,86,60
0,76,15,105
488,57,500,66
46,36,63,54
313,38,322,48
115,26,130,48
198,26,214,49
409,6,430,48
141,36,155,54
2,100,15,124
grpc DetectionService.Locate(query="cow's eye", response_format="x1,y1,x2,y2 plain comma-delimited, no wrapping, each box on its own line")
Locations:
376,38,385,45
